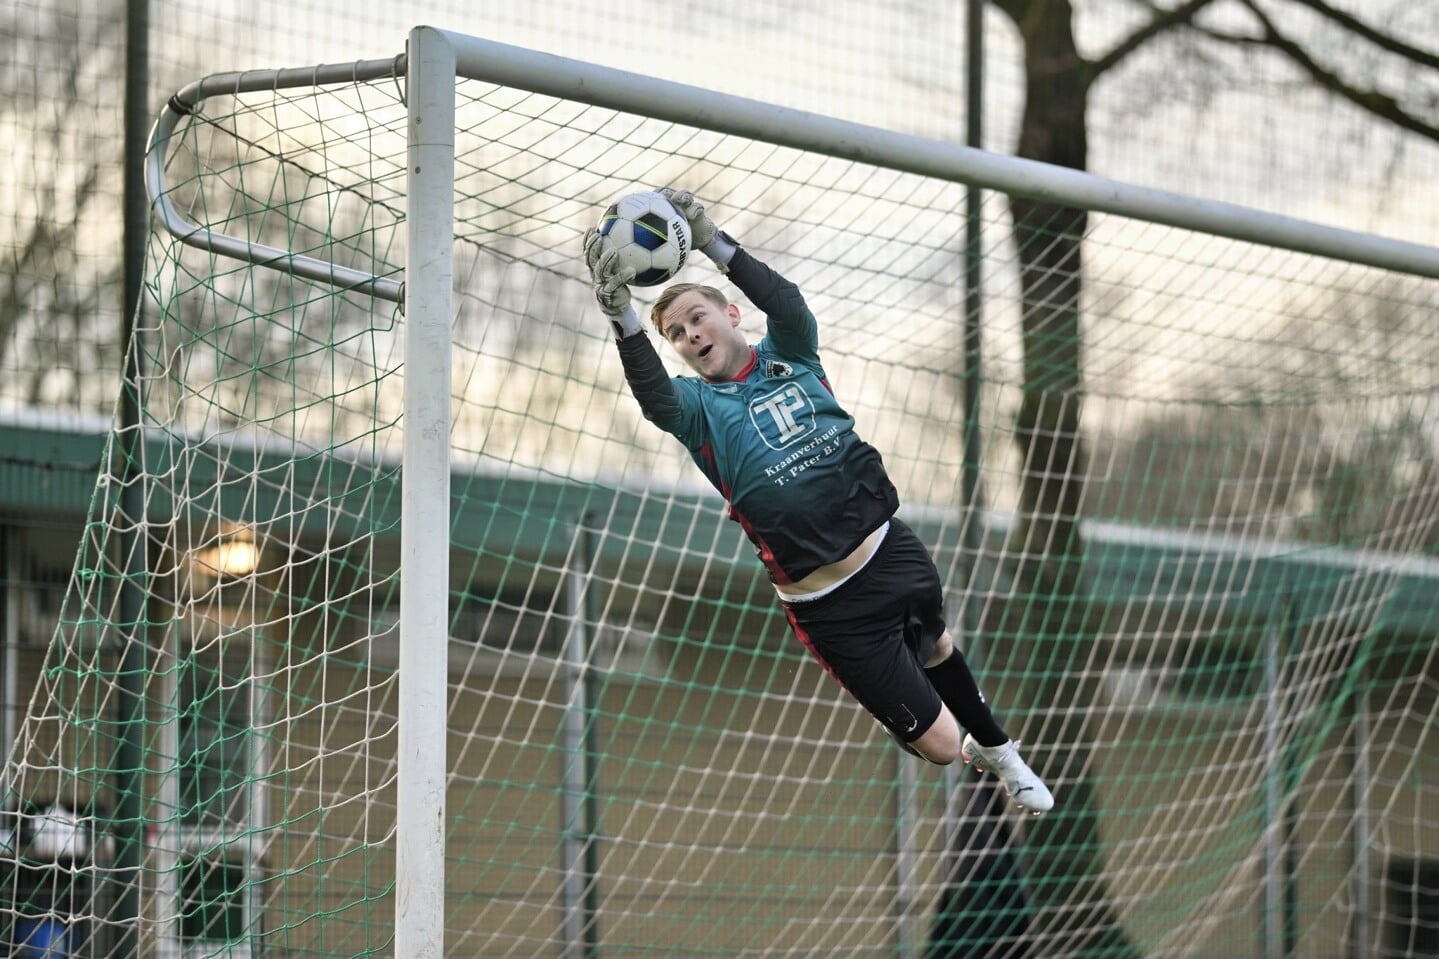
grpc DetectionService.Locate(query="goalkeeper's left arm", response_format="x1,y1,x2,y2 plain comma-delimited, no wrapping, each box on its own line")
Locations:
661,189,819,365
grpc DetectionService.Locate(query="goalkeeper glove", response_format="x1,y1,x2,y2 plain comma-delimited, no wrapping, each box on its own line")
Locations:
660,188,716,250
660,188,737,268
583,226,644,337
583,228,633,316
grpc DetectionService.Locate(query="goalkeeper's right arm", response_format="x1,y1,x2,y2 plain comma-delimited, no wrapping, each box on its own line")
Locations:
584,227,690,437
614,328,687,437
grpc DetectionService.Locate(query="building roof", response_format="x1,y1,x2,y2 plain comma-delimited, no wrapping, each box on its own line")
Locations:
3,411,1436,636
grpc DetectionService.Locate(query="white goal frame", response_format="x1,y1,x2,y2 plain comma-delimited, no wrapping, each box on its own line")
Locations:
142,25,1439,959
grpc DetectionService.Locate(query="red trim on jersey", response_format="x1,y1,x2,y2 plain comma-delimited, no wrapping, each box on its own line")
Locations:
729,502,790,584
698,441,719,482
699,438,791,585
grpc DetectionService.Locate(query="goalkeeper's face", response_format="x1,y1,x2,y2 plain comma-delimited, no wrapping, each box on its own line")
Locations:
658,288,748,381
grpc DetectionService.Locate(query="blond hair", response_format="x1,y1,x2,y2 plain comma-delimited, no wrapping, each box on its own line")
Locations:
650,283,729,337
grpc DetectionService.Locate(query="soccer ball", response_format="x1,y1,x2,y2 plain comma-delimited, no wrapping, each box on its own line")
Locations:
595,191,692,287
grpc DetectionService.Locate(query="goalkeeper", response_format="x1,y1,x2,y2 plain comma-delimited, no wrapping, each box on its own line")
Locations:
584,191,1052,815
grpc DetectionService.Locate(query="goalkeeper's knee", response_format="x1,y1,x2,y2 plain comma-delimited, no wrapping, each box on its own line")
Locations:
905,711,962,765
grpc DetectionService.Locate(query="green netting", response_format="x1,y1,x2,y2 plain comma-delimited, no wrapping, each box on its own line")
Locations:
3,47,1437,959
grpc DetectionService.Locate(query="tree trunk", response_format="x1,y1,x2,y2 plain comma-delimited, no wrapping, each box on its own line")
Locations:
988,3,1140,956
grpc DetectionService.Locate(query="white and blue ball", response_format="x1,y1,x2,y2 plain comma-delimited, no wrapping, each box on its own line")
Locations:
595,191,691,287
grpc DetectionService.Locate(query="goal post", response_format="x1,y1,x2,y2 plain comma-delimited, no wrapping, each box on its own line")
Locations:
397,25,455,959
4,24,1438,959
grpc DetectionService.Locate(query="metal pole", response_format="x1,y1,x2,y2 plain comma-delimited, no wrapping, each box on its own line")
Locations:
112,1,151,956
895,756,919,959
3,533,19,801
397,25,455,959
1282,603,1299,959
939,0,989,881
1262,598,1301,959
960,0,987,639
1351,658,1371,959
962,0,985,535
927,11,989,955
561,521,601,959
1262,615,1283,959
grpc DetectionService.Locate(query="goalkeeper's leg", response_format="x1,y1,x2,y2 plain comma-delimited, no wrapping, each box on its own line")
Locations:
925,633,1055,815
782,600,962,765
923,631,1006,745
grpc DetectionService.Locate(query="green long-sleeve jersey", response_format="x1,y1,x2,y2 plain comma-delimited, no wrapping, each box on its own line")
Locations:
616,248,898,585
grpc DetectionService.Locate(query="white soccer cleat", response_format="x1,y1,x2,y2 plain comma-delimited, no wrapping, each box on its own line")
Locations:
961,735,1054,816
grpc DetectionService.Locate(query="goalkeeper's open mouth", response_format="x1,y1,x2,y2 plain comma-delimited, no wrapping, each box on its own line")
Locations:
698,345,713,358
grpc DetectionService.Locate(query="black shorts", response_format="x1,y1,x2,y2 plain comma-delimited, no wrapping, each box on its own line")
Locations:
780,518,946,743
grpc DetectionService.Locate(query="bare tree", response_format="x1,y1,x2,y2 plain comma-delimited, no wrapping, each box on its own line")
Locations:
0,1,127,411
973,1,1438,954
1088,282,1439,551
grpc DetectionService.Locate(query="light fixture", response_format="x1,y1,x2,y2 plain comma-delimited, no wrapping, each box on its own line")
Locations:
192,531,261,579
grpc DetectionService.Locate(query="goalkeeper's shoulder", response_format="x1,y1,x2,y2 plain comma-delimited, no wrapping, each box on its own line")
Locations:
726,246,813,331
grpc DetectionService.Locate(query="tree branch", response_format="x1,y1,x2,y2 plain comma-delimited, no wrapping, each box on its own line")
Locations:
1239,0,1439,141
1091,0,1225,77
1285,0,1439,71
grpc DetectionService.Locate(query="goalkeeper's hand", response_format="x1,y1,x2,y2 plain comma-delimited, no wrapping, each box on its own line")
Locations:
660,188,717,250
660,188,736,269
583,227,646,338
583,227,634,317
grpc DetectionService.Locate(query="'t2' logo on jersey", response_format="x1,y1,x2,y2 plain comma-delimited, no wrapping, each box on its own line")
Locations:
750,385,815,450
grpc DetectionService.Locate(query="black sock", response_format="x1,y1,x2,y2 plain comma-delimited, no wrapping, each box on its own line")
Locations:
925,652,1008,748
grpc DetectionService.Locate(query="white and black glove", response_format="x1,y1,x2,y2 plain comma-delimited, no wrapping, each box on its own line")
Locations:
583,226,644,338
660,188,737,269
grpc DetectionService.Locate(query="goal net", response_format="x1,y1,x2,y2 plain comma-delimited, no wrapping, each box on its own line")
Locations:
4,28,1437,959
